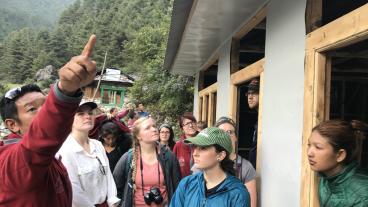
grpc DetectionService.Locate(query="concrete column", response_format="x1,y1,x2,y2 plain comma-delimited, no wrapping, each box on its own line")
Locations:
260,0,306,206
216,39,232,119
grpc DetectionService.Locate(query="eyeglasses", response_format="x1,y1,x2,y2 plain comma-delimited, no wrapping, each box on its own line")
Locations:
5,87,22,100
96,156,106,175
160,131,170,134
183,121,196,127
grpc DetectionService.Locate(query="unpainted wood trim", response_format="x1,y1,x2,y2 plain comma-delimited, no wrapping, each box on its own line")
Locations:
301,51,320,207
198,83,218,97
201,95,208,122
325,57,331,120
230,38,240,74
229,84,238,121
231,58,265,85
198,97,203,121
305,0,322,34
234,5,267,39
306,4,368,52
302,4,368,206
208,93,214,127
255,71,264,177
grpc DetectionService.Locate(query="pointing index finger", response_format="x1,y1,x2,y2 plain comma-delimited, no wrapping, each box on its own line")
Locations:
81,35,96,58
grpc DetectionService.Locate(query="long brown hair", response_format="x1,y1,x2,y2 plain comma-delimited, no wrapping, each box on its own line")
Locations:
312,119,367,165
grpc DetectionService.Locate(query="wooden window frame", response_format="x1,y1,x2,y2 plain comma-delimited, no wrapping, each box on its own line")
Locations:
230,58,264,174
198,83,218,127
301,4,368,207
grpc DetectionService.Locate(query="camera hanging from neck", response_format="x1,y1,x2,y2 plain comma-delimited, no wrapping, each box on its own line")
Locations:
139,145,160,194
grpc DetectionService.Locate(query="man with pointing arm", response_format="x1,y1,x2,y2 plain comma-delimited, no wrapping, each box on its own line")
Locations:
0,35,97,207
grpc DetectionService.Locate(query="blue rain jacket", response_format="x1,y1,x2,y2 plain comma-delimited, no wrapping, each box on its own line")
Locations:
170,172,250,207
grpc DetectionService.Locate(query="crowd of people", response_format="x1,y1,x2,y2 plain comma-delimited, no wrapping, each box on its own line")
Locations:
0,35,367,207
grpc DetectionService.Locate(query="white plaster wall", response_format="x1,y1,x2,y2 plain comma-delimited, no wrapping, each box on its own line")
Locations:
260,0,306,206
215,39,232,119
193,72,200,119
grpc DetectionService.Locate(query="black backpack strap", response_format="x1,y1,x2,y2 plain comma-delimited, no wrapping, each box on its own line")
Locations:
124,149,133,176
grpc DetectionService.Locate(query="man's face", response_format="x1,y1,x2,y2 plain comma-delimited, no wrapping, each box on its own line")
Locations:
138,104,144,111
247,91,259,109
182,118,197,137
11,92,46,134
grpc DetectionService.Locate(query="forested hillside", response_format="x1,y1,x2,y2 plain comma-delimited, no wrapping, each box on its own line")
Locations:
0,0,75,40
0,0,194,122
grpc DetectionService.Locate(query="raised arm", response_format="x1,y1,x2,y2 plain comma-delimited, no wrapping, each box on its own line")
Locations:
0,35,97,191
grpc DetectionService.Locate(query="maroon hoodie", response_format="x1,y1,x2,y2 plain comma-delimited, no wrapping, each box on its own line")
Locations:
0,84,81,207
173,134,194,178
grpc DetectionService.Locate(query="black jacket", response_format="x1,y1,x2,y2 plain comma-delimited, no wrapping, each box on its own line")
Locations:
113,144,181,207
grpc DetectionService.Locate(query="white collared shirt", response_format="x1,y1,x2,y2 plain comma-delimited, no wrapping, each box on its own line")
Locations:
57,135,120,207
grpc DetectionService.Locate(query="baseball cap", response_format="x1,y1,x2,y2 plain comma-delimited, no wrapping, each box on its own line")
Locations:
184,127,232,154
78,100,97,110
247,79,259,92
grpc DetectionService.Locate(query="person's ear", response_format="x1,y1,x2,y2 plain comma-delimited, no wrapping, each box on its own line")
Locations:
217,151,226,161
336,149,347,163
4,119,21,134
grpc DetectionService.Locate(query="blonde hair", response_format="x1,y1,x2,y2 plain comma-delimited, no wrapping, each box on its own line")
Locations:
130,116,151,191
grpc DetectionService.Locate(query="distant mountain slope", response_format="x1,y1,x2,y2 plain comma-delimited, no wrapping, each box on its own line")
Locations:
0,0,75,40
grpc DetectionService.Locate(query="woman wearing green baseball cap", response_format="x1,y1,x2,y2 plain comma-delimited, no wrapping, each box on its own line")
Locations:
170,127,250,207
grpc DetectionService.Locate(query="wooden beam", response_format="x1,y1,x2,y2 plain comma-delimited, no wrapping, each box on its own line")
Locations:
239,45,265,54
255,71,264,177
325,58,332,120
234,5,267,39
231,58,265,85
198,71,205,91
198,83,218,97
229,84,238,122
198,97,203,121
301,51,321,207
208,93,214,127
254,19,266,30
201,95,208,123
302,5,368,206
231,38,240,74
305,0,322,34
306,4,368,52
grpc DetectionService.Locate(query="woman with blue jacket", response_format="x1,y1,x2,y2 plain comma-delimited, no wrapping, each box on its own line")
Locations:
170,127,250,207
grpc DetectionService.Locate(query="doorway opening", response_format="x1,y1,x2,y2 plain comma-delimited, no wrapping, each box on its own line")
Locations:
328,38,368,168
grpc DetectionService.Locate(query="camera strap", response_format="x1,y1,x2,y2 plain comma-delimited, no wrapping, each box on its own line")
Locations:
139,146,160,196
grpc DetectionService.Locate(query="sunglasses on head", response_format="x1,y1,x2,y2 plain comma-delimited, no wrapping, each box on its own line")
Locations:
216,117,236,127
4,87,22,100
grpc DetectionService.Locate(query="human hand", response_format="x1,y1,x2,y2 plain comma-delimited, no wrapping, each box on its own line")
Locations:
106,113,114,120
58,35,97,96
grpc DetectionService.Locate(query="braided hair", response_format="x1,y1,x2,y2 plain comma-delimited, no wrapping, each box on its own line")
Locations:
130,116,151,191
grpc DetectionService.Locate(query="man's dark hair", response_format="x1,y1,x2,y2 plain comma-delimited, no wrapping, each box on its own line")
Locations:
0,84,42,122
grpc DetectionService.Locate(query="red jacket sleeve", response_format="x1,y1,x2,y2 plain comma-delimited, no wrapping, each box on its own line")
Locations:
0,84,81,191
116,109,129,119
